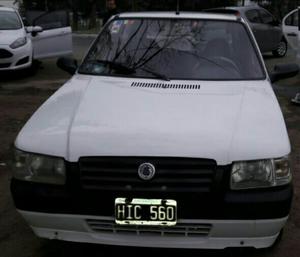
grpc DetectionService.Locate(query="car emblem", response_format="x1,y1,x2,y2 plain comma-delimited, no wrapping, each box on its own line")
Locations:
138,163,156,181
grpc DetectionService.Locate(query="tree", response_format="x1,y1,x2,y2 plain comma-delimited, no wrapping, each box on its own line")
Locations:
253,0,300,19
21,0,240,30
121,0,239,11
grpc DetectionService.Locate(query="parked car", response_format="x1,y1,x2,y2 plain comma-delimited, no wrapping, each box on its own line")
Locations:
282,8,300,105
11,11,298,250
207,6,288,57
283,8,299,54
0,7,72,71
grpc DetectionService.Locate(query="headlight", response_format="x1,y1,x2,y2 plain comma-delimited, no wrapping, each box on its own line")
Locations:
10,37,27,49
12,149,66,185
231,156,291,190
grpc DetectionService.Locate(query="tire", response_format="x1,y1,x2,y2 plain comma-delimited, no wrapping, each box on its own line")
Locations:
27,59,41,76
272,39,288,57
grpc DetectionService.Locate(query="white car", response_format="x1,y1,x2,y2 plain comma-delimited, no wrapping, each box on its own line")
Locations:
11,12,298,250
283,8,300,53
0,7,72,71
282,8,300,104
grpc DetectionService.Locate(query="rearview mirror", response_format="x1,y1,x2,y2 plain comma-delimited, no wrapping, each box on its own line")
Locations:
269,63,299,83
57,57,78,75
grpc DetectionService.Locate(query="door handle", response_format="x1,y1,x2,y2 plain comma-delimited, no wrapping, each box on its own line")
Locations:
287,32,297,37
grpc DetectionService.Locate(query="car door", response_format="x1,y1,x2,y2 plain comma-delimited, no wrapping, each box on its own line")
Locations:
283,9,299,51
258,9,282,51
31,10,73,59
244,9,267,52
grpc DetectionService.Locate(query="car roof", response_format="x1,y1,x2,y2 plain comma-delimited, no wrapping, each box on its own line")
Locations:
224,5,262,11
0,6,16,12
118,12,239,21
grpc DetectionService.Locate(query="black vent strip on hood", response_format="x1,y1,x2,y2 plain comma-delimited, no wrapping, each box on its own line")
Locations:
131,82,201,90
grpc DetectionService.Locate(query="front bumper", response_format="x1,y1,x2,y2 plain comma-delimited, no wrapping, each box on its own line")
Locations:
0,42,32,71
11,177,293,249
19,211,288,249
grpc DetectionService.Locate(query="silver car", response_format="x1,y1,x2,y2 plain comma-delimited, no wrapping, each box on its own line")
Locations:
208,6,288,57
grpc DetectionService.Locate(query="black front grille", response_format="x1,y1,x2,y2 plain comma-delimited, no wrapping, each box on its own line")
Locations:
16,56,29,66
0,49,13,59
79,157,218,193
86,218,212,237
0,63,11,68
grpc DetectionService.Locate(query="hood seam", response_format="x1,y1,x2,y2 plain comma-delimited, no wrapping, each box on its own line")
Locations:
227,85,247,164
66,77,92,161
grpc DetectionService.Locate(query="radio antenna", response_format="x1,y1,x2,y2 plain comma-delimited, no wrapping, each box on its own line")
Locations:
176,0,180,15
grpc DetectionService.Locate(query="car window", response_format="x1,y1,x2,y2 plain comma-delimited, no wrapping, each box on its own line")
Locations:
33,10,69,30
79,18,265,80
25,10,45,26
245,10,261,23
259,10,274,24
0,10,22,30
285,11,298,26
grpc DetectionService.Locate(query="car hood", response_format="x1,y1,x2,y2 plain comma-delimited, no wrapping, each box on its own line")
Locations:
16,75,290,165
0,29,25,45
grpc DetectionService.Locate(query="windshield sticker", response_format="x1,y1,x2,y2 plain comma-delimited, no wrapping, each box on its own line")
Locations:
124,19,135,26
128,20,135,25
111,20,123,33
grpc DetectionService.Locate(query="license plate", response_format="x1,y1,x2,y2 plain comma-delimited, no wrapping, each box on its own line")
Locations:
115,198,177,226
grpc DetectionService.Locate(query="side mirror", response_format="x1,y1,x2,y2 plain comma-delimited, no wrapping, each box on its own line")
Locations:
32,26,43,37
25,26,33,33
270,63,300,83
26,26,43,36
57,57,78,75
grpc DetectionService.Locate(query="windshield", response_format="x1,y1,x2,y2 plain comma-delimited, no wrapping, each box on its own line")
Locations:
0,11,22,30
79,18,265,80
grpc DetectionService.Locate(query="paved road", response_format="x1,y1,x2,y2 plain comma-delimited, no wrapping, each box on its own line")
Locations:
0,36,300,257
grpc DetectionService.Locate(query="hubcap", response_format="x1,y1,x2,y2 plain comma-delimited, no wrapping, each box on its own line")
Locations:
277,42,287,56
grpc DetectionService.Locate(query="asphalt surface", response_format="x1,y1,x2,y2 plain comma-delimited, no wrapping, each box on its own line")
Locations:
0,36,300,257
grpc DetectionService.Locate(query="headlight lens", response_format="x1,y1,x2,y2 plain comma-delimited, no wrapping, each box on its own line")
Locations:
274,156,292,185
12,149,66,185
231,157,291,190
10,37,27,49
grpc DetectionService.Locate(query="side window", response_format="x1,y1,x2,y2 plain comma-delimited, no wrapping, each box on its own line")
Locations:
259,10,274,24
25,10,45,26
285,11,298,26
33,10,69,30
245,10,261,23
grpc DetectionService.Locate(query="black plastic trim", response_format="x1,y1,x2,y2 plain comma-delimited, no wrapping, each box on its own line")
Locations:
11,163,293,220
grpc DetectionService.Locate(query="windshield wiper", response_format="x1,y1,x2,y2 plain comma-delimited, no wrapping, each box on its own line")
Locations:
139,67,170,81
90,60,170,81
95,60,135,75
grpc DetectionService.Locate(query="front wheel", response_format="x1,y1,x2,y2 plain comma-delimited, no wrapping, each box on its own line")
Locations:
27,59,42,75
272,39,288,57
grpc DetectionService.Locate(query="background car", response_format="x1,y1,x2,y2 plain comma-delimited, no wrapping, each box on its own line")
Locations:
0,6,72,71
282,8,300,105
283,8,299,55
207,6,288,57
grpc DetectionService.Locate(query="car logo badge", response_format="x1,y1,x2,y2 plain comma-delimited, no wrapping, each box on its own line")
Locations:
138,163,156,181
